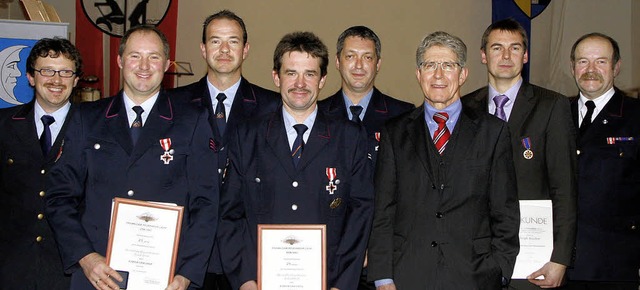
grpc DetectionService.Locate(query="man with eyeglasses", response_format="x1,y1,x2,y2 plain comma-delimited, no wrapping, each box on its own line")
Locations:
0,37,80,289
367,31,519,289
44,26,218,290
462,18,577,289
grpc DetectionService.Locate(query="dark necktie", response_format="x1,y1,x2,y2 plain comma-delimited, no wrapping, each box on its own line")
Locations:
40,115,55,155
131,106,144,144
215,93,227,136
433,112,450,155
291,124,308,168
580,100,596,136
349,105,363,124
493,94,509,121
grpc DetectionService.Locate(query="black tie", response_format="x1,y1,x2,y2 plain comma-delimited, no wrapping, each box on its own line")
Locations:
131,106,144,144
291,124,308,168
40,115,55,155
215,93,227,136
580,100,596,136
349,105,363,124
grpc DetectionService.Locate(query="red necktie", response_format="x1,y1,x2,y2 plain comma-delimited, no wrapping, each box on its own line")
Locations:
433,112,450,155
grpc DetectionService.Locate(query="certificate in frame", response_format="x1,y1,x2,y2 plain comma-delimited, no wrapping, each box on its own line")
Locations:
106,198,184,289
258,224,326,290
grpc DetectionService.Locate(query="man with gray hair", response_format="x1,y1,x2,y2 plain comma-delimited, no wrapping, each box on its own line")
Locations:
367,31,520,289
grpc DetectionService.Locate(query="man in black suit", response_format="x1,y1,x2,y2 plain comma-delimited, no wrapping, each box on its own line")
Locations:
218,31,374,290
171,13,279,288
318,26,414,164
462,19,577,289
0,37,81,290
565,32,640,290
367,31,520,290
45,25,218,290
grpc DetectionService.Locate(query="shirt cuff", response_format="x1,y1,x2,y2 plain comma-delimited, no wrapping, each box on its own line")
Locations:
374,278,394,287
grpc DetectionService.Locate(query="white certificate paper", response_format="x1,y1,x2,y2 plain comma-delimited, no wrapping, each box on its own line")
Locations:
512,200,554,279
107,198,184,290
258,224,326,290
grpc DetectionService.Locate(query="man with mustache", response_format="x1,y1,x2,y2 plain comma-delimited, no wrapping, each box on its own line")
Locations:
565,32,640,290
171,12,280,288
0,37,80,290
462,18,577,289
218,31,374,290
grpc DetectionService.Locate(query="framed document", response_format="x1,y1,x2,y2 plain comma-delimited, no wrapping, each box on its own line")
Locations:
512,200,554,279
106,198,184,290
258,224,326,290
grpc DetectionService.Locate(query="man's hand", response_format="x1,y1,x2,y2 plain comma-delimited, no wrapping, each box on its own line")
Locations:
239,280,258,290
165,275,190,290
527,261,567,288
377,284,397,290
79,252,122,290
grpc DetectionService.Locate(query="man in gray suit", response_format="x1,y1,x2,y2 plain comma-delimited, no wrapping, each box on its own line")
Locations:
367,31,520,290
462,18,577,289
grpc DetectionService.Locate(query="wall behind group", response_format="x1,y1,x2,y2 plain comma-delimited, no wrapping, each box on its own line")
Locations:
2,0,638,103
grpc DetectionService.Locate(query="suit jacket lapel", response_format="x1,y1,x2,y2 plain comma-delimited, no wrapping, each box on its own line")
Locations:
326,90,348,119
580,91,625,144
508,83,536,138
226,78,258,143
130,91,174,164
297,110,330,170
406,107,436,183
9,102,43,159
105,93,134,155
362,87,389,134
265,109,298,178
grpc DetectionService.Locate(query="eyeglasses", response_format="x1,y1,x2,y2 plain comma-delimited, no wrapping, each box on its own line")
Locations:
418,61,460,72
33,68,76,78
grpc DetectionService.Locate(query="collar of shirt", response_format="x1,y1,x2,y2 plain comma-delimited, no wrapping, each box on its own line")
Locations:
342,88,373,120
34,100,71,142
578,86,615,125
423,98,462,137
487,77,522,121
282,105,317,149
123,91,158,127
208,78,241,121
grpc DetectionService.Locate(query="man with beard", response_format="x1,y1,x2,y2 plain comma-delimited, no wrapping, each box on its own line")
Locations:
565,32,640,290
0,37,81,290
171,13,280,287
218,31,374,290
462,18,577,289
45,26,218,290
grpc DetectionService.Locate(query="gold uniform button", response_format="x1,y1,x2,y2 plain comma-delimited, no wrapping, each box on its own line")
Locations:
39,191,45,197
36,236,43,242
37,213,44,220
7,158,13,165
619,152,624,157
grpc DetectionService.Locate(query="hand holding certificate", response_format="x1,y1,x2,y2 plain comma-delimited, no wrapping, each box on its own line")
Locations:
512,200,554,279
106,198,184,290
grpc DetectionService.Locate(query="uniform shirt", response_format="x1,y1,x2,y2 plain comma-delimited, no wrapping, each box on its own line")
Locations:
122,91,158,127
207,78,240,122
34,100,70,143
342,88,373,121
283,105,317,147
578,86,614,126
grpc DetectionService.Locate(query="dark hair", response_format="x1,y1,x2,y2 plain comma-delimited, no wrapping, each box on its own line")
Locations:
570,32,620,66
27,37,83,77
481,18,528,52
202,10,247,45
118,25,170,58
273,31,328,77
336,25,381,58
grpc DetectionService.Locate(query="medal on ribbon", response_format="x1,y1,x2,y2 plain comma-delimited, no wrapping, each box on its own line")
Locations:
374,132,381,151
521,137,533,160
160,138,174,165
325,167,337,195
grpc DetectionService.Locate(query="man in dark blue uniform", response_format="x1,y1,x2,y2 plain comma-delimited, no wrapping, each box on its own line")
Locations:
565,32,640,290
0,37,81,290
170,11,280,289
218,31,374,290
45,25,218,290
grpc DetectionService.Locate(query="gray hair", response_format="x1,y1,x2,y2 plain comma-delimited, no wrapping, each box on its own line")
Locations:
415,31,467,68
